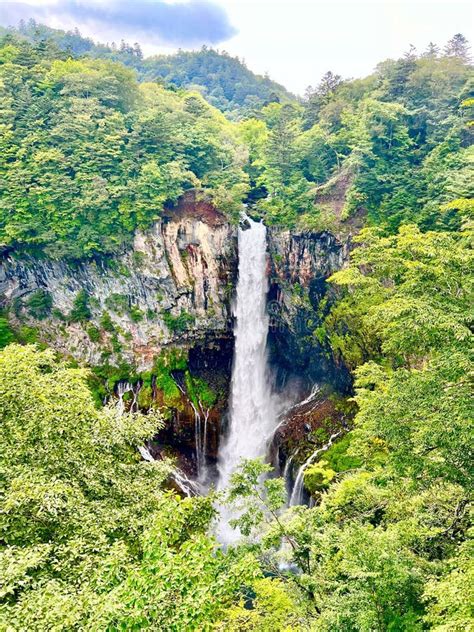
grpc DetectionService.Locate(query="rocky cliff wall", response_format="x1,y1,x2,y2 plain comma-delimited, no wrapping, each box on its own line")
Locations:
0,192,237,372
0,195,353,475
267,227,351,389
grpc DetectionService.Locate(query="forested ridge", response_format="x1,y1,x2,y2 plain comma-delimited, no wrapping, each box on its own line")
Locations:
0,20,293,114
0,25,473,631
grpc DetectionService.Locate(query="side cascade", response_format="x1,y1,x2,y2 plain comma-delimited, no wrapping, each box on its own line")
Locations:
289,431,343,506
216,216,279,543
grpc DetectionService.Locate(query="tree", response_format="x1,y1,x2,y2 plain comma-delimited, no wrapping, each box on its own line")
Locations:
422,41,440,58
444,33,471,61
0,345,268,630
69,289,91,322
0,38,249,258
304,71,343,128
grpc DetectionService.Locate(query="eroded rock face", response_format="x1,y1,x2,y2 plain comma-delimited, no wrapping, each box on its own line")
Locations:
0,192,237,371
267,228,351,389
268,229,347,289
0,197,354,478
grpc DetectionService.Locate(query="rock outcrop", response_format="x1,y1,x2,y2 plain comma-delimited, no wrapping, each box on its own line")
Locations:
267,227,351,389
0,194,354,478
0,192,237,371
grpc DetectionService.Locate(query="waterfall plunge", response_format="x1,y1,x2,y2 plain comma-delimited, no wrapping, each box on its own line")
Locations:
216,217,278,543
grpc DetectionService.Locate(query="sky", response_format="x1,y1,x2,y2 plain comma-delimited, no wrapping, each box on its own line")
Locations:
0,0,472,94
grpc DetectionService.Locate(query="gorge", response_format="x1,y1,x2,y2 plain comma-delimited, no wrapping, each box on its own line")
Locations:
1,25,471,630
0,192,351,510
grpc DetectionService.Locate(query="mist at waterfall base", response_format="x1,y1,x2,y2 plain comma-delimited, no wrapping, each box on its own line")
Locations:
215,217,284,544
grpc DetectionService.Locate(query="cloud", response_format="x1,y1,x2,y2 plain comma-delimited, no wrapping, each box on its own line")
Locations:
0,0,237,47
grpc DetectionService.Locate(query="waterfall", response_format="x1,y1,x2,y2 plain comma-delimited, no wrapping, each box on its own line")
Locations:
116,381,133,415
115,380,141,414
283,453,295,498
216,217,278,542
172,467,201,497
174,379,209,485
289,431,342,506
138,445,200,497
192,401,210,486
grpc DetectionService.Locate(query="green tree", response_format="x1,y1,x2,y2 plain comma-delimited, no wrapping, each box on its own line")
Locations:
0,345,271,630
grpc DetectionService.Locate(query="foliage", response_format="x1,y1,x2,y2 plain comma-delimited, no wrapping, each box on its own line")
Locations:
69,289,91,322
162,308,195,333
0,344,273,630
242,41,472,232
184,371,217,409
142,48,293,116
303,460,336,493
0,315,15,348
0,35,249,258
1,29,471,250
86,323,101,342
9,20,294,115
26,289,53,320
153,348,188,409
319,432,362,473
325,223,472,367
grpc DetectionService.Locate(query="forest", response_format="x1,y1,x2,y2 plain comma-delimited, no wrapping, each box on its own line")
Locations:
0,22,473,631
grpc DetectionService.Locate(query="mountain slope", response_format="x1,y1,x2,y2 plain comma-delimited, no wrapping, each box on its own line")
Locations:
1,20,293,115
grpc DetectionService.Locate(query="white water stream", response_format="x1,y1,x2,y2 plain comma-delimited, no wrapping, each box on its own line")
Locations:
216,217,279,542
289,430,342,506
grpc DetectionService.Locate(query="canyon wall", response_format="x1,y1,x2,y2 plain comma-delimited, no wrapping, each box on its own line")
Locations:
0,192,237,371
0,194,352,473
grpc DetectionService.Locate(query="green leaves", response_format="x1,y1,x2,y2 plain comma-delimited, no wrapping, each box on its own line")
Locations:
0,346,279,630
327,223,473,365
0,41,249,259
225,459,287,538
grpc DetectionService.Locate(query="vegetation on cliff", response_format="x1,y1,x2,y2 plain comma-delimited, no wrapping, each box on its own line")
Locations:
243,36,472,231
0,34,248,258
0,29,472,261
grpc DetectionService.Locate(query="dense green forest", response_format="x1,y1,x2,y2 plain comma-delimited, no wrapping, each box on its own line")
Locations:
0,25,473,631
1,20,292,114
0,28,472,258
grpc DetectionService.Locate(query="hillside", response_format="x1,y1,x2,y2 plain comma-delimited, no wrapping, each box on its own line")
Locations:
1,20,293,115
0,27,471,260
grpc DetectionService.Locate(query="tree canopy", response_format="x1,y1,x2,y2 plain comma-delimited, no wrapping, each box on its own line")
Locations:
0,35,248,258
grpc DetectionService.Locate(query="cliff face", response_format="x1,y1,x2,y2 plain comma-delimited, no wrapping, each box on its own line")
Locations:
0,196,352,473
267,228,351,389
0,192,237,371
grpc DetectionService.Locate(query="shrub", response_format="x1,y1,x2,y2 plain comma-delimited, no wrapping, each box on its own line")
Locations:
86,325,101,343
129,305,144,323
100,311,115,332
105,293,130,315
0,316,14,348
69,290,91,323
26,289,53,320
161,310,195,333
